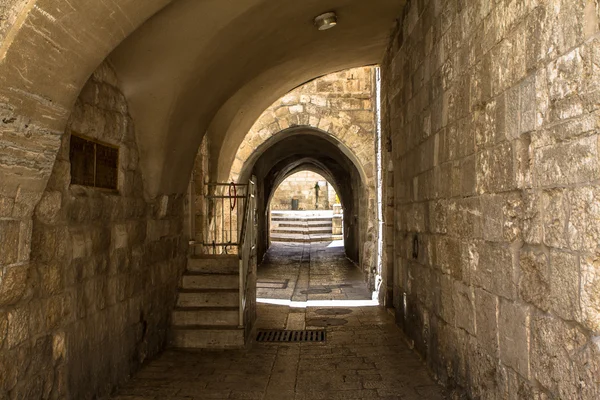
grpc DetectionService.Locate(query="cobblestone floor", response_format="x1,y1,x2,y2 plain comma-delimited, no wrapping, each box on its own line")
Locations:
112,242,447,400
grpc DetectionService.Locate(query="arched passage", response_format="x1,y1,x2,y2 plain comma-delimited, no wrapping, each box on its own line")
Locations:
237,129,374,281
268,168,340,211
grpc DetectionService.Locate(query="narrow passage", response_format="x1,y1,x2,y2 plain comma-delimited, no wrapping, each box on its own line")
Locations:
113,242,447,399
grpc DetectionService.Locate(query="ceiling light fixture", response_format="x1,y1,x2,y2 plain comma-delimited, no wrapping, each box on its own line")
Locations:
314,12,337,31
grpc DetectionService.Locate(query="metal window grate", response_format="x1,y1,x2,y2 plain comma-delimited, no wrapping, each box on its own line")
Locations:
256,329,326,343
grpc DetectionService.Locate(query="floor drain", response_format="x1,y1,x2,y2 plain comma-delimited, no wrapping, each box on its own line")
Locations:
315,308,353,316
256,330,326,343
306,318,348,327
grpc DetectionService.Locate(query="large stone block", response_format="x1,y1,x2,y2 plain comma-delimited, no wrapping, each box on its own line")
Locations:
0,219,19,265
434,236,463,281
35,191,62,225
521,190,543,245
476,142,516,194
446,198,482,239
0,265,28,307
568,186,600,252
453,281,475,335
530,314,586,398
580,255,600,333
481,192,522,242
472,241,517,300
533,135,599,187
498,300,530,378
7,307,29,349
548,250,579,321
0,312,7,349
519,248,550,312
475,287,499,356
541,189,568,248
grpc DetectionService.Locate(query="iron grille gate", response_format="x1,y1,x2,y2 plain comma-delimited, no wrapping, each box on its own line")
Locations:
202,181,248,254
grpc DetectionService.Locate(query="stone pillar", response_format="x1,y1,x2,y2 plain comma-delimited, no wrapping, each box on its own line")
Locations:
332,204,343,235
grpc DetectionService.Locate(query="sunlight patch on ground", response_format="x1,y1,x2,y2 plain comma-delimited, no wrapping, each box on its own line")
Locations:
257,298,379,308
327,240,344,248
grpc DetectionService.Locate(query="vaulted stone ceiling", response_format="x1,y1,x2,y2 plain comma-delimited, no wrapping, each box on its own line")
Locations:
108,0,404,195
0,0,403,198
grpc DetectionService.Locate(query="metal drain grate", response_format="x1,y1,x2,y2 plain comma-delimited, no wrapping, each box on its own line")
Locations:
256,329,326,343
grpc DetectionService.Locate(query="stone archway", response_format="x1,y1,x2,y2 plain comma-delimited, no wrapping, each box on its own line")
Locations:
227,67,376,187
235,130,377,287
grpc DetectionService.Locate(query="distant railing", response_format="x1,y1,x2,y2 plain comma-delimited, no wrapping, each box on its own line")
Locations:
198,182,248,255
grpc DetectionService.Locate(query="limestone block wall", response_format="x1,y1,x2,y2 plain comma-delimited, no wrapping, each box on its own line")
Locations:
382,0,600,398
191,136,210,246
270,171,337,210
0,62,187,399
229,67,376,185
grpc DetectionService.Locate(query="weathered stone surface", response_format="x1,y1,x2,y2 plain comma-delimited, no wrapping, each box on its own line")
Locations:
7,307,28,349
498,300,530,379
548,250,579,321
453,281,475,335
519,248,550,311
533,136,599,187
35,191,62,225
531,314,586,398
382,1,600,398
580,256,600,333
0,265,28,307
568,186,600,252
0,312,7,349
475,287,498,355
472,242,516,300
0,220,19,265
0,61,188,400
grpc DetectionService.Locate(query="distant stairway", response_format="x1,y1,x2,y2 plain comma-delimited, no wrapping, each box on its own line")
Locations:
170,254,245,349
270,210,342,243
171,179,257,349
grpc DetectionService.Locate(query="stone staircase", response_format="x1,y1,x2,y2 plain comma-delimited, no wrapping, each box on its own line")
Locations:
170,254,245,349
270,210,342,243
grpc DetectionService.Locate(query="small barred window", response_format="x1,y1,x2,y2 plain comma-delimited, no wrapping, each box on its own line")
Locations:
70,135,118,190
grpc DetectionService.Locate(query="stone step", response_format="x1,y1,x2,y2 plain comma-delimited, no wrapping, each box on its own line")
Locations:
170,326,245,349
274,222,332,228
181,273,238,290
176,289,239,308
271,211,334,216
270,233,342,243
187,254,238,274
172,307,239,326
272,228,332,234
271,217,332,222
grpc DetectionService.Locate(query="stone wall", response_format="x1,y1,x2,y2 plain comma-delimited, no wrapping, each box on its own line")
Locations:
228,67,376,186
190,136,210,246
270,171,337,210
382,0,600,398
0,61,187,399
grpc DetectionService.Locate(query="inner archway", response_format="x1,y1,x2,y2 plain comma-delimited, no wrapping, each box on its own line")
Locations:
238,129,371,271
268,170,343,245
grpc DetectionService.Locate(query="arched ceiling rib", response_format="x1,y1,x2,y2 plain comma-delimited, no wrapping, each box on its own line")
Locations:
108,0,404,196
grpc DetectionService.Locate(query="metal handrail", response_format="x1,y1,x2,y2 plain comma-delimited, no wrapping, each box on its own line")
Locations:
238,178,256,326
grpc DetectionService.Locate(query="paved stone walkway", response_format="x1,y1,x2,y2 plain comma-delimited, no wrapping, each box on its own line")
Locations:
112,242,447,400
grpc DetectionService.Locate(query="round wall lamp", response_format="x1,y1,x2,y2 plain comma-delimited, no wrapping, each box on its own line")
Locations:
314,12,337,31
